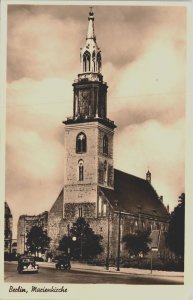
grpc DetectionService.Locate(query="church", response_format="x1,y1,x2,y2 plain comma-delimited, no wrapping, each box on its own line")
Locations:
47,9,170,260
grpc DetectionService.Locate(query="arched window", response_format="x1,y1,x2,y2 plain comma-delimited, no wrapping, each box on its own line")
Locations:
78,205,82,217
103,203,107,217
92,51,96,72
98,196,102,216
104,160,108,184
83,51,91,72
103,135,108,155
78,159,84,181
97,52,101,72
76,132,87,153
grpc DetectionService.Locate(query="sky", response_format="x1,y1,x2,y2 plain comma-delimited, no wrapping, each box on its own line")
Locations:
5,4,186,238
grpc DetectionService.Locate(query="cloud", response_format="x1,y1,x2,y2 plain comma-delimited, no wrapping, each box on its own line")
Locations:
114,118,185,208
6,78,73,237
7,9,84,82
6,77,73,180
107,30,185,129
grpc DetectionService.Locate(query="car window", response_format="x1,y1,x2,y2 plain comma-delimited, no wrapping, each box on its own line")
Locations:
22,258,34,263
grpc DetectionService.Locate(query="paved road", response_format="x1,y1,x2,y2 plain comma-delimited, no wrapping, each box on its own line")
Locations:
4,262,183,285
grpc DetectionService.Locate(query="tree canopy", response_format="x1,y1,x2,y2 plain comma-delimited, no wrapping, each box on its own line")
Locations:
122,230,152,257
166,193,185,259
58,217,103,260
26,226,51,255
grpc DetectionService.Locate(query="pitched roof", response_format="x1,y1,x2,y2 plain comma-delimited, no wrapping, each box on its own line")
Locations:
100,169,169,219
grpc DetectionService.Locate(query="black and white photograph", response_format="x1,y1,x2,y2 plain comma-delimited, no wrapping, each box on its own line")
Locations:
1,0,192,299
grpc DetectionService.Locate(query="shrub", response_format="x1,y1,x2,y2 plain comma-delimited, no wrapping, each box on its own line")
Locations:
122,257,184,271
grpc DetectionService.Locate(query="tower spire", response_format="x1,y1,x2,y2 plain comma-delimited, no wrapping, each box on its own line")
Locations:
87,7,95,40
79,8,102,75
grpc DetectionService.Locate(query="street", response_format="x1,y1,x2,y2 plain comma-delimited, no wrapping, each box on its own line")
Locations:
5,262,183,285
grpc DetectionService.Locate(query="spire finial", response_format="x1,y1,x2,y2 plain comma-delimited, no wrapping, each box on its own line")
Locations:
89,6,94,18
87,7,95,40
88,6,94,21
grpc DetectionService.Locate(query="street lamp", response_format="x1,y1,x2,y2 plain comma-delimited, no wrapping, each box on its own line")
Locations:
80,233,83,259
20,216,26,254
116,211,121,271
79,222,85,260
137,205,142,231
20,233,25,254
105,203,110,270
67,224,70,256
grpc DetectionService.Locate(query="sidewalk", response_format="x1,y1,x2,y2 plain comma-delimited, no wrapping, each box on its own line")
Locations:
37,261,184,278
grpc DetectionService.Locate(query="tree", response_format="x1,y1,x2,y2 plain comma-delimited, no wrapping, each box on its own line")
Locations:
58,235,72,255
166,193,185,259
122,230,152,258
26,226,51,256
58,217,103,260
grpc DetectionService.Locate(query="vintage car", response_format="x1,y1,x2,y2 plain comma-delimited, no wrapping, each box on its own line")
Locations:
55,256,71,270
17,256,39,274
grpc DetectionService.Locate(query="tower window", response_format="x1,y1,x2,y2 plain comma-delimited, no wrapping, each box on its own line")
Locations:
97,52,101,73
103,203,107,216
98,196,102,216
78,160,84,181
104,160,108,184
92,51,96,72
78,206,82,217
76,132,87,153
83,51,91,72
103,135,108,155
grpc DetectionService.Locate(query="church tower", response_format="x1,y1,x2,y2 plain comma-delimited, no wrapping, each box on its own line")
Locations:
63,9,116,220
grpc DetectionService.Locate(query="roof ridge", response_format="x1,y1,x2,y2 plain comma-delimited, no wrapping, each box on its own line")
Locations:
114,168,147,182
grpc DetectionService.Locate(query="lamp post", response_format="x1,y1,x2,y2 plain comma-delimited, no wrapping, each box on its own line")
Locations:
20,233,25,254
80,232,83,259
106,204,110,270
116,211,121,271
137,205,142,231
20,216,26,254
67,224,70,256
150,249,153,274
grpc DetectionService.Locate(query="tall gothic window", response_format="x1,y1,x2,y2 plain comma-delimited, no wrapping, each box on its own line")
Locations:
104,160,108,184
78,205,82,217
97,52,101,72
98,196,102,216
78,160,84,181
76,132,87,153
103,135,108,155
103,203,107,217
83,51,91,72
92,51,96,72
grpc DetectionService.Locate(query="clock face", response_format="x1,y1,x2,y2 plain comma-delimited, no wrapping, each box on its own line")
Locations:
79,90,89,116
81,90,89,101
